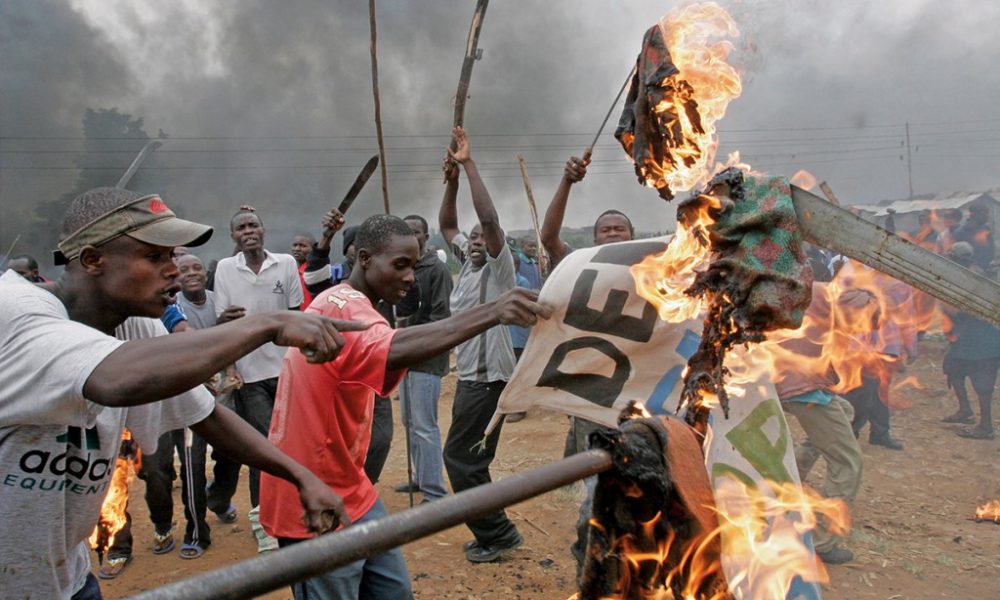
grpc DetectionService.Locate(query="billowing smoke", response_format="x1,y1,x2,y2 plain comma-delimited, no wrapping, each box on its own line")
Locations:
2,0,997,274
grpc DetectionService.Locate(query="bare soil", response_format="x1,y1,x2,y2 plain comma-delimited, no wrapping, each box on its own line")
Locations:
100,339,999,599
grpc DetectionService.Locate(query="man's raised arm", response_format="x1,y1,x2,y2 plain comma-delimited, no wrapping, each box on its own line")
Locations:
541,156,589,266
439,156,461,249
304,208,346,295
447,126,505,258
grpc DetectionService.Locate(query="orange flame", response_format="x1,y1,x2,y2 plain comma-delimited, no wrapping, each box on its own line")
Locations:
713,478,850,598
789,170,817,191
89,428,141,557
975,499,1000,523
631,191,720,324
571,478,850,599
628,2,742,196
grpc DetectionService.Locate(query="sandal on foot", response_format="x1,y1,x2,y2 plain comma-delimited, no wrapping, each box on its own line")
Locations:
179,543,206,560
97,556,132,580
957,427,996,440
215,504,238,524
151,530,175,554
942,411,976,424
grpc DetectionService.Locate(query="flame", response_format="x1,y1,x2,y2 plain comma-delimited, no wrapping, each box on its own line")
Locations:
713,479,850,599
631,192,720,324
623,2,742,196
573,478,849,600
975,499,1000,523
789,170,817,191
89,428,141,560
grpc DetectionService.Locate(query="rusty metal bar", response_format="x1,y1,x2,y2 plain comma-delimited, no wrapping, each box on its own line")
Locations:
127,449,614,600
791,185,1000,326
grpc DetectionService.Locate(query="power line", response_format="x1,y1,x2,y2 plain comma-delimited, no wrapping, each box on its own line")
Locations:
3,117,997,142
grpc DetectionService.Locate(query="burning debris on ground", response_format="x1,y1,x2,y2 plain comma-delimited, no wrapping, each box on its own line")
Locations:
974,499,1000,524
89,428,142,564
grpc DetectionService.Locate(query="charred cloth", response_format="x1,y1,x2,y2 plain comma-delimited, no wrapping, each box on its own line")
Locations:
614,23,701,201
579,416,730,600
678,169,813,430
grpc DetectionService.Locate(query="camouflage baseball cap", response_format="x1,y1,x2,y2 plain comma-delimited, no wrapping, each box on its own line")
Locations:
54,193,213,265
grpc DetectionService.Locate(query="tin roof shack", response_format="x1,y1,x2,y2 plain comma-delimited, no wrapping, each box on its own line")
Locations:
849,191,999,248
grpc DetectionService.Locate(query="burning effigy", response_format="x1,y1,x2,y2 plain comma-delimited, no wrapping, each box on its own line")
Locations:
615,3,813,435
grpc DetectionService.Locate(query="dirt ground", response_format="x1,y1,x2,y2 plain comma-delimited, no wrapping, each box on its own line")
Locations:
100,338,998,599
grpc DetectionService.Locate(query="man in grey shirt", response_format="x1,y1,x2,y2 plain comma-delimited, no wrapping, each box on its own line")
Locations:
439,127,521,563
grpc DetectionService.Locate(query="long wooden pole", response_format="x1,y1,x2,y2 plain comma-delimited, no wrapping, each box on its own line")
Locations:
516,155,550,276
450,0,490,149
369,0,390,214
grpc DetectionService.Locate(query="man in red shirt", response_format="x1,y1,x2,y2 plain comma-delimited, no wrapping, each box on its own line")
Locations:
260,214,549,600
291,232,316,310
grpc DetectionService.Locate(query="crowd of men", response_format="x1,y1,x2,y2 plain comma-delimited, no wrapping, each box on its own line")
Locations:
1,124,997,599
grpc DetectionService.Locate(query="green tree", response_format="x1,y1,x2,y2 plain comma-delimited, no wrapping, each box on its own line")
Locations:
28,108,160,260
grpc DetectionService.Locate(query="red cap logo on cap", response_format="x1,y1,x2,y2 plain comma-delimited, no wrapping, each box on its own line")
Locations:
148,197,169,214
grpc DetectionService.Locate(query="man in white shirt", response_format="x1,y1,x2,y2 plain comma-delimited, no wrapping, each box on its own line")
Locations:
0,187,355,599
212,207,305,552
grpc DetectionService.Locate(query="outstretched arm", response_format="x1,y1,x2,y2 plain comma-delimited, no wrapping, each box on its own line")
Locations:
192,404,349,532
448,127,505,258
541,155,588,266
386,288,551,370
84,313,368,407
439,158,461,248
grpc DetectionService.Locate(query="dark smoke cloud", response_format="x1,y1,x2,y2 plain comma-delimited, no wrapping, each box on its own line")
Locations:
2,0,998,271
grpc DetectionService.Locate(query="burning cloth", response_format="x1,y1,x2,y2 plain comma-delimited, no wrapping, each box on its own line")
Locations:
676,170,814,427
489,237,827,599
615,23,693,201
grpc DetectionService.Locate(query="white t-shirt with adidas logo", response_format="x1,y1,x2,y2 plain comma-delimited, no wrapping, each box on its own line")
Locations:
0,271,214,598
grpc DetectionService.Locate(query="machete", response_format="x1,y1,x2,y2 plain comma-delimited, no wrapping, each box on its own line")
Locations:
791,185,1000,326
337,155,380,215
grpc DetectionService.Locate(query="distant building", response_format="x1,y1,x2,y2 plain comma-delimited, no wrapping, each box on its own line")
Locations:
850,191,999,245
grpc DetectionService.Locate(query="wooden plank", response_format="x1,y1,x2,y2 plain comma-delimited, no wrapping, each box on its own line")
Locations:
791,185,1000,326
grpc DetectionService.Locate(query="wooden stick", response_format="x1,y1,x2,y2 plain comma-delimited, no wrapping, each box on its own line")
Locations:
0,234,22,269
584,64,636,161
516,155,550,276
818,181,841,206
450,0,490,150
369,0,390,214
510,509,550,537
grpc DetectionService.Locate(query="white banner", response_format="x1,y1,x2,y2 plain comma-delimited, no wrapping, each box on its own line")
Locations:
493,236,824,600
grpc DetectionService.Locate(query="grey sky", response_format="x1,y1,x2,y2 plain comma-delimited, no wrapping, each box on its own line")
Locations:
2,0,998,264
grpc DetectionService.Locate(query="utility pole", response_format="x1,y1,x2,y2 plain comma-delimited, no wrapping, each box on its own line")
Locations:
905,121,914,198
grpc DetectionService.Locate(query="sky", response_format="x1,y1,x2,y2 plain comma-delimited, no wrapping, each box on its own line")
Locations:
2,0,998,266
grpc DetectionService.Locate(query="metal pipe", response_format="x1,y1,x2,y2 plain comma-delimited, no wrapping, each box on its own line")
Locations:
127,449,614,600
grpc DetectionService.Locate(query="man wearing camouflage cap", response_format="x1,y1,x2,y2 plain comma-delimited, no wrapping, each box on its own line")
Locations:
0,187,360,599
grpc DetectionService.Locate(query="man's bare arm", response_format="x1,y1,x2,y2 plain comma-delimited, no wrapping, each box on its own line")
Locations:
439,159,461,248
541,156,588,266
84,313,367,407
386,288,550,370
191,404,349,532
447,127,505,257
